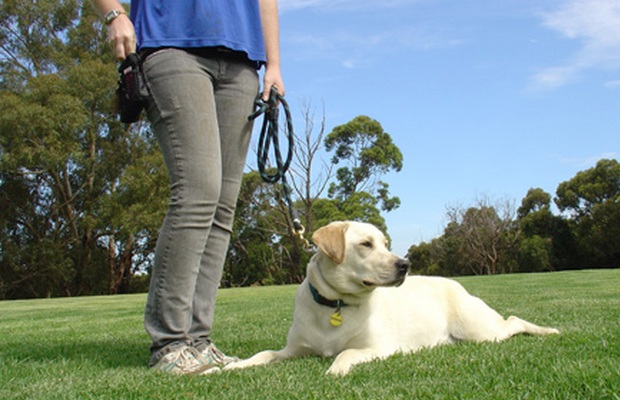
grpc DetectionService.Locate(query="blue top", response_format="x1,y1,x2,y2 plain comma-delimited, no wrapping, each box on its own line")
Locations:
130,0,266,62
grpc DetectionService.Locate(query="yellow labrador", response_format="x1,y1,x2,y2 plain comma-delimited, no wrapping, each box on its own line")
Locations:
226,221,559,376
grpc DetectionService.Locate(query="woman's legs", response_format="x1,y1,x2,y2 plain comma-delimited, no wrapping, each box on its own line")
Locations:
190,56,259,343
142,48,258,365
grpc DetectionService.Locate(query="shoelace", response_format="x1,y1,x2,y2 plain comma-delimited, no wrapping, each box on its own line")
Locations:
204,343,238,364
176,347,206,370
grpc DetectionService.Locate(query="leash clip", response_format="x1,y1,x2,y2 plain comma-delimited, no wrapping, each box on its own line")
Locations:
292,219,314,252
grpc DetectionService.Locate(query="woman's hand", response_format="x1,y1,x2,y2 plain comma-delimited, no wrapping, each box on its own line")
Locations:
106,13,137,60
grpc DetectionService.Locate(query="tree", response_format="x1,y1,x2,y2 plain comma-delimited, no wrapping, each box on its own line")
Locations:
224,170,282,286
444,197,519,275
517,188,577,271
325,115,403,212
518,188,551,219
555,159,620,218
517,235,552,273
224,102,332,286
285,101,332,276
555,159,620,268
0,1,166,298
407,240,445,276
224,110,406,285
288,100,332,234
97,126,168,292
407,160,619,277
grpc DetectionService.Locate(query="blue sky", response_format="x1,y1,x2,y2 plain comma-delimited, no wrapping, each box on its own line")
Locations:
263,0,620,256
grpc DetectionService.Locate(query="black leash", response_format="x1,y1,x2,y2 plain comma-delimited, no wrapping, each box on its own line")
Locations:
249,87,311,248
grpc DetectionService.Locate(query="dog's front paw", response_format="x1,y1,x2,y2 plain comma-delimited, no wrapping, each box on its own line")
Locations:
326,361,352,376
328,348,386,376
222,349,284,371
222,357,260,371
222,360,245,371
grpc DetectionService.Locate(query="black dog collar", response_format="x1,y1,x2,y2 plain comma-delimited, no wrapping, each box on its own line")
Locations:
308,283,349,309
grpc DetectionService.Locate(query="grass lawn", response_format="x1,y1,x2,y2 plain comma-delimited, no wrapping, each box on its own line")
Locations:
1,269,619,399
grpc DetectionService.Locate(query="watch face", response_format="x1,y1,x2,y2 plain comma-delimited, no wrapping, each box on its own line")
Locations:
105,10,122,24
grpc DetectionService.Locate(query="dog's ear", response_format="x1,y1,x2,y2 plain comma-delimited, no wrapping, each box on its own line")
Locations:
312,221,348,265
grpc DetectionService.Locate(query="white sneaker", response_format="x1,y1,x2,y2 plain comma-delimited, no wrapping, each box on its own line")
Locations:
196,342,240,367
151,345,221,375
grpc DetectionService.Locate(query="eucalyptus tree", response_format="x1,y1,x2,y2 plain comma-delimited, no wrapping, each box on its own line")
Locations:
325,115,403,214
0,1,166,298
555,159,620,269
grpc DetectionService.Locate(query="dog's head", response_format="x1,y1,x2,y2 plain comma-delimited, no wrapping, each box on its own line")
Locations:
311,221,410,295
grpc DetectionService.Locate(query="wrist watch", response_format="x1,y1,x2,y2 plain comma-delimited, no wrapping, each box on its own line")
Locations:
104,9,126,25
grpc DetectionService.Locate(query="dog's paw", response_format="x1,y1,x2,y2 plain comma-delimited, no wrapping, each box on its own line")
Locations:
326,362,352,376
222,359,251,371
222,362,240,371
223,349,284,371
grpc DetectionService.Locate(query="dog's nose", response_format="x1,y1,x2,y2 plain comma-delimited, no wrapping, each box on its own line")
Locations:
396,259,410,272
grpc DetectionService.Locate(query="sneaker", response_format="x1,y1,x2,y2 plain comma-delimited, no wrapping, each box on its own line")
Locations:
196,342,240,367
151,345,221,375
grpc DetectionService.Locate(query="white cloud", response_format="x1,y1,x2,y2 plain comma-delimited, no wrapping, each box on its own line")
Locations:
604,79,620,88
533,0,620,89
554,152,618,168
279,0,463,70
286,26,462,69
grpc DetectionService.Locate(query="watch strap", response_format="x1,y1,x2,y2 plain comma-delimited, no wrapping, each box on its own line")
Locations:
104,9,126,25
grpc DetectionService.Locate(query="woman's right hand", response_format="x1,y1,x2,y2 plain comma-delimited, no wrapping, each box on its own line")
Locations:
106,13,136,60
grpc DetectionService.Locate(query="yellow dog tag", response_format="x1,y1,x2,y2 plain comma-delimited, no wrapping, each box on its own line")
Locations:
330,310,343,327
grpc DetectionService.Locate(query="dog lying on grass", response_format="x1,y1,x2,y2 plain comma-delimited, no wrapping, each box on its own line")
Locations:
226,221,560,376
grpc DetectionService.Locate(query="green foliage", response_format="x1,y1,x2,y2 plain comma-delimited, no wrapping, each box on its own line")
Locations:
443,200,519,275
518,188,579,270
0,0,165,298
224,170,311,286
0,1,406,297
2,0,615,296
555,159,620,217
518,187,551,218
311,193,386,233
517,235,552,272
224,113,406,286
555,159,620,269
0,270,618,399
325,115,402,212
405,240,445,276
0,0,83,88
409,159,619,276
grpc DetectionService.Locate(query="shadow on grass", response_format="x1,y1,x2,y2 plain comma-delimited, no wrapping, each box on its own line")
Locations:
3,336,149,369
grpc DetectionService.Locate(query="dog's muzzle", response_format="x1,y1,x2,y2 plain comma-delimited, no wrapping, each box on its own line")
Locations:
393,258,410,287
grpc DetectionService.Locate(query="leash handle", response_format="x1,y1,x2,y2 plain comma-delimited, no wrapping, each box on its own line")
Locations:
248,86,283,122
249,87,313,251
251,87,293,184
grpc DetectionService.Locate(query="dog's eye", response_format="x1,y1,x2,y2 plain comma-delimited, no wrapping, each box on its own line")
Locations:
360,240,373,249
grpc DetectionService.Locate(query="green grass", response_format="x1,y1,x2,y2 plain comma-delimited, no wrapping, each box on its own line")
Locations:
1,270,619,399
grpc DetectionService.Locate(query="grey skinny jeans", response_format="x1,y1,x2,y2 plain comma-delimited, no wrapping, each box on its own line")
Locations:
142,48,259,364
